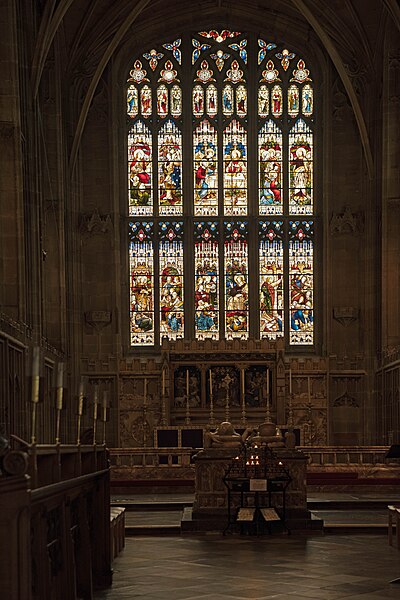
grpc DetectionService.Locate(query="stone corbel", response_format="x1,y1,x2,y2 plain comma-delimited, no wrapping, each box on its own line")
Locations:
330,206,363,235
84,310,112,331
333,307,359,327
80,208,114,242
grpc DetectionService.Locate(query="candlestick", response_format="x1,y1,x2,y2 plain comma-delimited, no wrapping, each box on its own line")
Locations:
102,390,108,445
209,369,215,426
266,367,269,397
185,369,191,424
289,368,292,394
31,347,40,404
93,384,99,444
241,368,246,425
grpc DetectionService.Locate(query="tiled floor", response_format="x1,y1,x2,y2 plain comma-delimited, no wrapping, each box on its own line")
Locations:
95,534,400,599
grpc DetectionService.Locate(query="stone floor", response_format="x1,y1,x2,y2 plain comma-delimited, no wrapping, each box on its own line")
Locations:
95,534,400,599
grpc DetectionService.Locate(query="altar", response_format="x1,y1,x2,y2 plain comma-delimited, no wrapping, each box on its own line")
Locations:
182,443,322,533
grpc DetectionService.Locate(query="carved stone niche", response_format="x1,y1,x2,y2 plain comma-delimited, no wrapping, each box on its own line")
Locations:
333,307,359,327
330,206,363,235
80,208,114,242
84,310,112,331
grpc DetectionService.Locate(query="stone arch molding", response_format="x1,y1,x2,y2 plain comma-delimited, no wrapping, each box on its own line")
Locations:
31,0,380,178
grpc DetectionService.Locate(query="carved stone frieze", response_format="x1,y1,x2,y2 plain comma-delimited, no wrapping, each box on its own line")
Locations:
333,391,359,408
84,310,112,331
333,306,359,326
80,208,114,241
330,206,364,235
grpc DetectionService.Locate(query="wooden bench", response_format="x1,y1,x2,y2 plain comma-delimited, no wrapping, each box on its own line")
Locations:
388,505,400,548
110,506,126,559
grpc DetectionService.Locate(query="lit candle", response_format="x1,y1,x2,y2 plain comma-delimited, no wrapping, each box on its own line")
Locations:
102,390,108,421
78,381,84,416
56,362,64,411
31,347,40,404
93,384,99,421
186,369,189,397
56,362,63,389
289,368,292,394
32,347,40,377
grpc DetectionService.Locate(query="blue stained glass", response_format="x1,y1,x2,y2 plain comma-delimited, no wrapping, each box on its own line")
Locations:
258,39,277,65
192,39,211,64
163,39,182,64
229,40,247,64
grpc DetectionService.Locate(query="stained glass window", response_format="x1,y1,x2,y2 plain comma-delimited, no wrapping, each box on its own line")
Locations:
193,120,218,216
159,222,184,340
289,221,314,345
129,222,154,345
224,221,249,339
126,33,316,348
223,120,247,216
194,222,219,339
289,119,313,215
259,221,284,339
259,120,283,215
158,121,183,216
128,121,152,216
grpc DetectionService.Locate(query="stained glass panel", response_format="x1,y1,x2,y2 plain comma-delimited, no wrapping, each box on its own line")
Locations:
128,120,152,216
194,221,219,339
157,85,168,118
289,220,313,345
158,120,183,215
271,85,283,117
236,85,247,117
140,85,152,117
159,222,184,340
193,85,204,117
223,119,247,216
302,84,313,116
222,85,234,116
170,85,182,117
259,221,284,339
289,118,313,214
206,85,218,116
224,221,249,339
129,221,154,345
194,120,218,216
288,84,299,117
127,85,138,118
258,85,269,117
259,120,283,215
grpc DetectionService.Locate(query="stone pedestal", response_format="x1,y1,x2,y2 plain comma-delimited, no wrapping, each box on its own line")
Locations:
182,447,322,533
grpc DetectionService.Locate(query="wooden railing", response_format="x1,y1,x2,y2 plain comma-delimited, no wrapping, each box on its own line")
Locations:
0,443,112,600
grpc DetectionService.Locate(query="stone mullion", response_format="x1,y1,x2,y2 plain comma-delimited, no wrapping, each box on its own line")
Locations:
247,32,259,340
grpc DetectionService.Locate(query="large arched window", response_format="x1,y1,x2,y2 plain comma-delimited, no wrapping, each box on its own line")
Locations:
127,31,314,348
